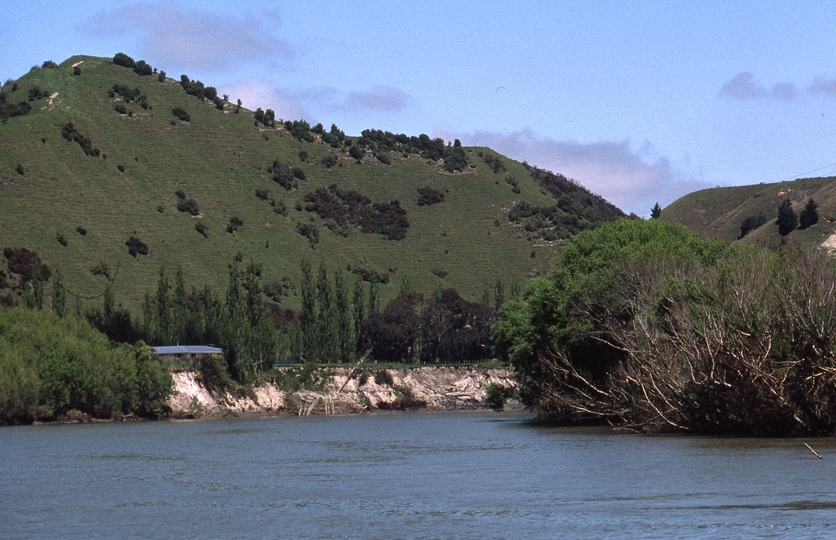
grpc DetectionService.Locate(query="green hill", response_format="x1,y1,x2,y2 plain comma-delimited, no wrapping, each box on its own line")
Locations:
661,176,836,248
0,54,623,312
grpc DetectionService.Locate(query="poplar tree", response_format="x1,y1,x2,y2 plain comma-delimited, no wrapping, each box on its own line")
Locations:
352,275,366,350
52,271,66,317
316,261,335,361
299,259,317,362
334,270,352,362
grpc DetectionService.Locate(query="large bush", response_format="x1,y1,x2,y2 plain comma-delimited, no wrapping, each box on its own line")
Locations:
494,218,836,436
0,306,172,423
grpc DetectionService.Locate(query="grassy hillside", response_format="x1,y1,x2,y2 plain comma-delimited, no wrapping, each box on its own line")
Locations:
661,176,836,248
0,55,623,312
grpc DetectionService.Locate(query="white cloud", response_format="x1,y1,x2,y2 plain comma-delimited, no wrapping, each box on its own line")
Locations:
436,128,710,216
220,79,307,121
87,2,293,72
719,72,797,100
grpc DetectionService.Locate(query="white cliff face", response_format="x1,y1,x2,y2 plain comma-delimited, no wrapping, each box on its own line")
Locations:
168,366,518,417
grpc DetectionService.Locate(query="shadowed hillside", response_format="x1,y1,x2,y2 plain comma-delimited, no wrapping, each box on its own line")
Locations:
661,176,836,248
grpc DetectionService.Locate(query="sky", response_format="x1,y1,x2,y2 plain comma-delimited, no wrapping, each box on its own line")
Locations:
4,1,836,216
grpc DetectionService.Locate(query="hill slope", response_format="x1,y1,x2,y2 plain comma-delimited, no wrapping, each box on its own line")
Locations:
661,176,836,248
0,55,623,311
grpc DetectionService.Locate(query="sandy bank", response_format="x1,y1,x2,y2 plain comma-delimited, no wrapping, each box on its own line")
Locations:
168,366,519,418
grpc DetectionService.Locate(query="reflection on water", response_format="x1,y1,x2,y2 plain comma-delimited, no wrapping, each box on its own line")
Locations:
2,412,836,539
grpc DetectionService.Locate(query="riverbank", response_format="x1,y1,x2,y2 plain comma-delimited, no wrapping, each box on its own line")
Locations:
168,365,520,418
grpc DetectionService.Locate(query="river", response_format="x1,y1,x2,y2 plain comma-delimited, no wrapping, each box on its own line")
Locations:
2,411,835,539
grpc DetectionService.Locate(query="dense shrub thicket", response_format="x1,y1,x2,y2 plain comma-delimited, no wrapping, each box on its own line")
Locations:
61,122,100,157
0,305,172,424
494,218,836,436
303,184,409,240
0,88,32,121
417,186,444,206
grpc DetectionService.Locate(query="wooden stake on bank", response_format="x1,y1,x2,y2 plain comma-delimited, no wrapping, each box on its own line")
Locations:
805,443,823,459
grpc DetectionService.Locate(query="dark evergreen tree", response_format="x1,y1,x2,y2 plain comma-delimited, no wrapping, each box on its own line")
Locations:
650,202,662,219
777,199,798,236
799,198,819,230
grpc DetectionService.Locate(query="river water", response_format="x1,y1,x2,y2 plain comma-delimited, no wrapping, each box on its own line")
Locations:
2,411,836,539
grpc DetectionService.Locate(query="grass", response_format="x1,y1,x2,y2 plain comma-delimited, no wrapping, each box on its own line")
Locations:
0,55,616,312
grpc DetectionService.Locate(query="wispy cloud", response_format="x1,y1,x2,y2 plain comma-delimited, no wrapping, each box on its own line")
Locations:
86,2,293,72
809,76,836,97
336,86,414,112
719,72,797,100
436,129,710,216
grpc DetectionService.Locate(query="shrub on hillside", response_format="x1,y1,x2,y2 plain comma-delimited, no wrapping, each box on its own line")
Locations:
195,221,209,238
296,222,319,247
125,236,149,257
4,247,51,283
738,215,768,238
175,191,200,215
291,167,306,181
321,155,338,168
41,60,59,69
417,186,444,206
171,106,190,122
227,216,243,234
27,86,49,101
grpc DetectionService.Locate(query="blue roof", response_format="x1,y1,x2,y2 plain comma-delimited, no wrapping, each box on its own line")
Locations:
153,345,223,355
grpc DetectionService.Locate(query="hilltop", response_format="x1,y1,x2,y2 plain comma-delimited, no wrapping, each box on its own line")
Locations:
661,176,836,248
0,55,623,311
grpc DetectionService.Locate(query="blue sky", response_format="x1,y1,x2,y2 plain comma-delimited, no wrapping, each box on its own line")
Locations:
4,1,836,216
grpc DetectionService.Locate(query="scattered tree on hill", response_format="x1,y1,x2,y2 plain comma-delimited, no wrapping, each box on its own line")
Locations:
776,199,798,236
113,52,136,68
175,190,200,215
133,60,153,77
125,236,149,257
738,215,768,239
227,216,243,234
799,198,819,230
270,159,298,190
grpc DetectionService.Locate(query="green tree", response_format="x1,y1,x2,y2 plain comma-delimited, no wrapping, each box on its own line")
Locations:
492,218,728,409
776,199,797,236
